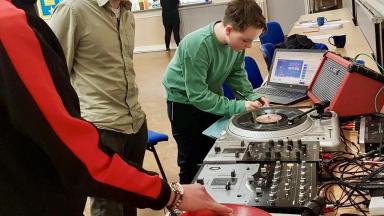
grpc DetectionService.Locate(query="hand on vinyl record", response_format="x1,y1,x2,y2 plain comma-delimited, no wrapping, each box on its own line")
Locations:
245,100,263,111
178,184,233,215
258,96,271,107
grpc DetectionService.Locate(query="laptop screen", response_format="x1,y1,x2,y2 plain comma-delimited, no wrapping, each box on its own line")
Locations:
269,49,325,86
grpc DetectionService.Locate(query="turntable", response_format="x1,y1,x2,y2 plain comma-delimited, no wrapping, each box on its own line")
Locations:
204,106,340,163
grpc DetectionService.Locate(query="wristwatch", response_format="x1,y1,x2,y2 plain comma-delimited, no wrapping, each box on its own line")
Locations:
167,182,184,215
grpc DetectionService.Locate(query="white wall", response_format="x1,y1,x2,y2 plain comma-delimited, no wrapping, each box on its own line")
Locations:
133,0,229,53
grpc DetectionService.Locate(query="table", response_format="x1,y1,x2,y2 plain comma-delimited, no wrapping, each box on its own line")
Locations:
289,9,380,72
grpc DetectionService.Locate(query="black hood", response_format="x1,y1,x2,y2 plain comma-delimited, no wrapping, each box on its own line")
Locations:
12,0,37,15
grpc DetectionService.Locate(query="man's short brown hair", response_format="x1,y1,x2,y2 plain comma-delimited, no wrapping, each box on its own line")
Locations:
223,0,266,32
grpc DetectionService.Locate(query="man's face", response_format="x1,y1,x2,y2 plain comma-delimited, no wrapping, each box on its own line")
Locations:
225,25,263,52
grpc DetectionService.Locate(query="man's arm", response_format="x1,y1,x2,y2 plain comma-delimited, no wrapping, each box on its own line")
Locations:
48,2,79,74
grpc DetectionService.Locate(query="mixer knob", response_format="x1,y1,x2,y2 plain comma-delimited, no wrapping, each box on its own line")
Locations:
300,185,306,193
287,145,292,151
273,171,280,179
257,178,264,186
275,161,281,169
287,139,293,147
245,151,252,158
269,193,277,204
261,167,267,175
254,197,260,202
278,139,284,146
297,139,302,147
264,151,271,159
231,170,236,178
235,151,240,158
301,165,306,172
214,145,221,153
287,169,292,178
300,179,305,185
296,151,301,159
272,179,278,187
299,193,305,204
269,192,277,199
241,140,245,147
284,182,290,191
300,174,306,181
275,151,281,159
301,162,307,172
225,181,231,190
302,144,307,152
271,185,277,193
268,139,274,147
255,187,262,196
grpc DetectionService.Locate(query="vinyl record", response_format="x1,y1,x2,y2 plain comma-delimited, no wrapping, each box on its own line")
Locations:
232,107,306,131
180,204,271,216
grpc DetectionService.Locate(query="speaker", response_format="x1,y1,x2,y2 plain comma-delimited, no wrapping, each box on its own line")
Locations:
308,52,384,116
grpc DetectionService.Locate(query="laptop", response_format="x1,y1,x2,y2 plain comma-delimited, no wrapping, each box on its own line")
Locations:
254,49,326,105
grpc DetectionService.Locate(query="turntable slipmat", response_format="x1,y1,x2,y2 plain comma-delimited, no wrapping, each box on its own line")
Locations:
232,107,306,131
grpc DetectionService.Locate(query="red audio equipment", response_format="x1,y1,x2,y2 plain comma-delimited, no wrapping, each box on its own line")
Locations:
308,52,384,116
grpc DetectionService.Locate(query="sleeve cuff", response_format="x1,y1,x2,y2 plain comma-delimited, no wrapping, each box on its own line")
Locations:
149,180,172,210
248,94,261,101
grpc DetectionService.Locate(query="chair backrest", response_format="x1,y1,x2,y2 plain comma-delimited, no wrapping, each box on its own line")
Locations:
223,56,263,99
223,81,235,99
259,21,285,45
261,43,275,69
244,56,263,88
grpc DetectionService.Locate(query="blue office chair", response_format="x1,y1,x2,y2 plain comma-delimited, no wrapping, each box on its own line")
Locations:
223,56,263,99
259,21,285,45
147,130,168,182
223,81,235,99
261,43,275,69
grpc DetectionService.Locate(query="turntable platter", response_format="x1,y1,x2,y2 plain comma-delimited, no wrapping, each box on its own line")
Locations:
227,107,312,139
233,107,306,131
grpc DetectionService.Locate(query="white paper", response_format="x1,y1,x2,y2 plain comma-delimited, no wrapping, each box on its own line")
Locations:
293,19,350,29
307,34,332,41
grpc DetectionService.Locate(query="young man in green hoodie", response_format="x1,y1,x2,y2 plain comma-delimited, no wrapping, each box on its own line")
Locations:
163,0,270,184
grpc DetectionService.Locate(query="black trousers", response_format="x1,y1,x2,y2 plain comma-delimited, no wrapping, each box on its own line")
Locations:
162,14,180,49
90,121,147,216
167,101,221,184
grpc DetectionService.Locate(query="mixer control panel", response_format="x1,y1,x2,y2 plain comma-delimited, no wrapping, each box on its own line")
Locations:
194,162,318,213
204,139,320,163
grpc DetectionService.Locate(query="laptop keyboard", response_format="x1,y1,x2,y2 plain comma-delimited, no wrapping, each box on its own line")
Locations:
255,87,304,99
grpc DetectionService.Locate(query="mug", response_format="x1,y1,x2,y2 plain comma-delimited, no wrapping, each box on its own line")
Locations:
356,60,365,65
328,35,346,48
317,16,327,26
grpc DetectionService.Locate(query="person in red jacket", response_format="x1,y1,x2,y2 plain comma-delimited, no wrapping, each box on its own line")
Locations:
0,0,232,215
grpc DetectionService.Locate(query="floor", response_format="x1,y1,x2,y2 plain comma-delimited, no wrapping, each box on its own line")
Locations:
83,42,268,216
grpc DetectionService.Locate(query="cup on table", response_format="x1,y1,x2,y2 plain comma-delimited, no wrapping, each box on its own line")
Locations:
356,60,365,65
328,35,346,48
317,16,327,26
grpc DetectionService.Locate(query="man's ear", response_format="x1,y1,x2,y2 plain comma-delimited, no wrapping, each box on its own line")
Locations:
224,25,233,36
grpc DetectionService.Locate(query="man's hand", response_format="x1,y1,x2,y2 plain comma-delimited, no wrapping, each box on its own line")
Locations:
258,96,271,107
178,184,233,215
245,100,263,111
